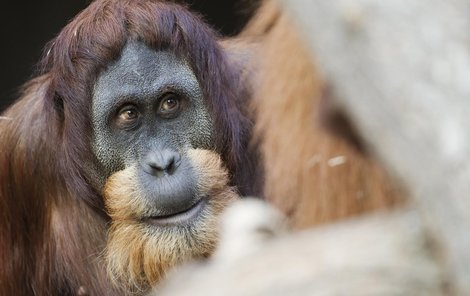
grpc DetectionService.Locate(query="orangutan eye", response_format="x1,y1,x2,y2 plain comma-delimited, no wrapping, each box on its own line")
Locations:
116,105,140,128
157,93,182,118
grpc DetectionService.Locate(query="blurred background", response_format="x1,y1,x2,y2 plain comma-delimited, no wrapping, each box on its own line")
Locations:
0,0,258,113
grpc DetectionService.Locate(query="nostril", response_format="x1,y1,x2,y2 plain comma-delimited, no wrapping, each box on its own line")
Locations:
166,157,176,174
148,159,166,171
144,150,181,177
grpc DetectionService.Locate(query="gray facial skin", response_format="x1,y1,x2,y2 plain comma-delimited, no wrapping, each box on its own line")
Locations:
91,41,214,216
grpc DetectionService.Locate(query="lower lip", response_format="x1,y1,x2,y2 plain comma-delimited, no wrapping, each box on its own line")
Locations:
145,199,206,226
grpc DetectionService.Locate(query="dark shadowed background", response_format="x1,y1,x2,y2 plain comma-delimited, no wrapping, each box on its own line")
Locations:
0,0,257,113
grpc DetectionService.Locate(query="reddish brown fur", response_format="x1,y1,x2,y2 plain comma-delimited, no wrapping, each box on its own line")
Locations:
0,77,121,295
0,1,257,295
243,1,404,228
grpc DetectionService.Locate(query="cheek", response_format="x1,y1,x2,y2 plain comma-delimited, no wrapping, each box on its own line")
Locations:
187,108,215,149
153,108,214,151
93,137,122,173
92,130,140,176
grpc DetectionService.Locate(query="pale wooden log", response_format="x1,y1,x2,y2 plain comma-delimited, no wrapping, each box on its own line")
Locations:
157,203,444,295
279,0,470,293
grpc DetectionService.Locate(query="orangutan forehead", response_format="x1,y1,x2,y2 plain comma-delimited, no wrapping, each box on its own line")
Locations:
93,41,202,112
